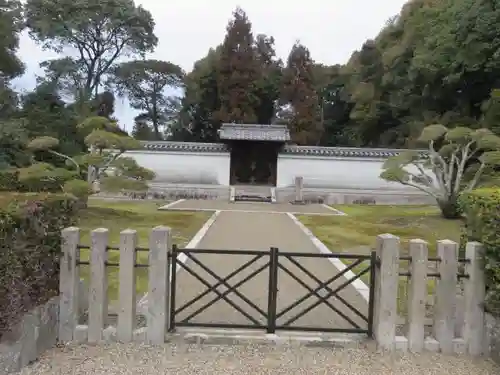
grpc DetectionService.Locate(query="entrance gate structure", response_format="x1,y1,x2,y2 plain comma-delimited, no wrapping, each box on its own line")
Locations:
169,245,377,335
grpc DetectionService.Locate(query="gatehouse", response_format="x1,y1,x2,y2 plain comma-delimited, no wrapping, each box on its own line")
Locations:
123,123,432,204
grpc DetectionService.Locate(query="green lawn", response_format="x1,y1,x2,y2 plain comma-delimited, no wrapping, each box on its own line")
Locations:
76,199,212,302
298,205,463,255
298,204,464,315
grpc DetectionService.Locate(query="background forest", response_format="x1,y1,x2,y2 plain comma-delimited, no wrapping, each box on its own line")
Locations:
3,0,500,165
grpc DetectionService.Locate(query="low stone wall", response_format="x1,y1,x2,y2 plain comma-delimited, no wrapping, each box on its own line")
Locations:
486,313,500,364
93,184,231,201
0,297,58,374
275,187,434,205
148,183,231,200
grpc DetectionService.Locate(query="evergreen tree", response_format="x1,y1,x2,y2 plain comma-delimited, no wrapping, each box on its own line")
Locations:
281,42,321,145
216,7,260,123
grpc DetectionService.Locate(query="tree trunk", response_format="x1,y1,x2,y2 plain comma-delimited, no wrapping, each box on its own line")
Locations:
437,197,462,219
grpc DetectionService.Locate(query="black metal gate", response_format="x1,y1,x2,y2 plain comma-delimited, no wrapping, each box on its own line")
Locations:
169,245,376,335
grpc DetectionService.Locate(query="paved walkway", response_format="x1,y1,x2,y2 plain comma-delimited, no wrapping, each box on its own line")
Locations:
173,210,368,331
162,199,344,215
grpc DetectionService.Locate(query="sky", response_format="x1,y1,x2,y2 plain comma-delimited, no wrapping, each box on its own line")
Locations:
13,0,409,131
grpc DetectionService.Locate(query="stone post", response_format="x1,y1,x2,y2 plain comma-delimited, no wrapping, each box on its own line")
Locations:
433,239,458,354
147,226,171,344
295,176,303,202
373,233,400,350
117,229,138,343
407,239,428,352
463,242,486,356
59,227,80,343
88,228,109,343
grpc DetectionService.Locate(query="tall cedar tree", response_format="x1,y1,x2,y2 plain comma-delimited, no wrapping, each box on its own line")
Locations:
253,34,282,124
216,8,260,123
281,43,321,145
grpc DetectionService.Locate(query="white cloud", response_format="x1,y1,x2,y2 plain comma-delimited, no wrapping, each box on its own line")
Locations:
13,0,409,130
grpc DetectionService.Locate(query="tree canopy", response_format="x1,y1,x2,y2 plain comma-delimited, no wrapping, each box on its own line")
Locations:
1,0,500,201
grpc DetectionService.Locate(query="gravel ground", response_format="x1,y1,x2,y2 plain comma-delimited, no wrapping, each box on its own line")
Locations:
18,342,499,375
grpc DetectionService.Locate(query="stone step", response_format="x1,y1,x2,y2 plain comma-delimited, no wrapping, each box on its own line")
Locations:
171,327,369,348
234,195,271,203
233,185,271,199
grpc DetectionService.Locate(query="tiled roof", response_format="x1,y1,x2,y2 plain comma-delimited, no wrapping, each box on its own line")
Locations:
139,141,427,159
282,145,428,158
141,141,229,153
218,123,291,142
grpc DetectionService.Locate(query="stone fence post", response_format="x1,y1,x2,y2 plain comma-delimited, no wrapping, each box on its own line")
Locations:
463,242,486,356
88,228,109,343
147,226,172,344
294,176,303,202
407,239,428,352
373,233,400,350
117,229,138,343
59,227,80,343
433,240,458,354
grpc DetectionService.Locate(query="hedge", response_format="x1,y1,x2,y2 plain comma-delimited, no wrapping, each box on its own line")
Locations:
0,169,20,191
460,188,500,317
0,164,77,193
0,192,78,338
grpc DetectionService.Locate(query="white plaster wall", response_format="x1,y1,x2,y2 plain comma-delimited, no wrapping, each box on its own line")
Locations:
277,155,419,191
123,151,230,185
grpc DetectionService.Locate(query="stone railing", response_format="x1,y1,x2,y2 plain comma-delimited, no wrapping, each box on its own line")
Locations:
59,226,172,345
0,297,58,373
374,235,489,355
56,226,498,360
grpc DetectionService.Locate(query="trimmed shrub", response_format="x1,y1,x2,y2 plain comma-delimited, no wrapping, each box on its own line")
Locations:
17,163,76,192
0,169,20,191
100,175,149,192
0,192,78,338
63,179,92,208
460,188,500,316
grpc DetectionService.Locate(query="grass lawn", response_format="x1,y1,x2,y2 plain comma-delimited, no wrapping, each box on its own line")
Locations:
298,204,463,255
76,199,212,302
298,204,464,316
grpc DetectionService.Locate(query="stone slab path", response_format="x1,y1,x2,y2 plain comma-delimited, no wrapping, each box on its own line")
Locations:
173,210,368,331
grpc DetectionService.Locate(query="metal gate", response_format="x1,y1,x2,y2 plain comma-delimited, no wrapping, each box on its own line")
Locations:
169,245,376,335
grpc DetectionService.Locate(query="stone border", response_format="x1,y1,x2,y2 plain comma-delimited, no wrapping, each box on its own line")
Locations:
270,188,277,203
321,204,347,215
286,213,370,303
174,327,367,348
162,199,186,209
0,297,59,374
161,207,346,216
137,210,221,309
486,313,500,363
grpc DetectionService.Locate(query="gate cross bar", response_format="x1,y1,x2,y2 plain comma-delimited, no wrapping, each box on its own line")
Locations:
283,255,369,323
174,252,269,325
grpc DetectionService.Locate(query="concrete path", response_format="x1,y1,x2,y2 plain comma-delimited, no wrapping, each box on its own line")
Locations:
162,199,344,215
173,210,369,332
